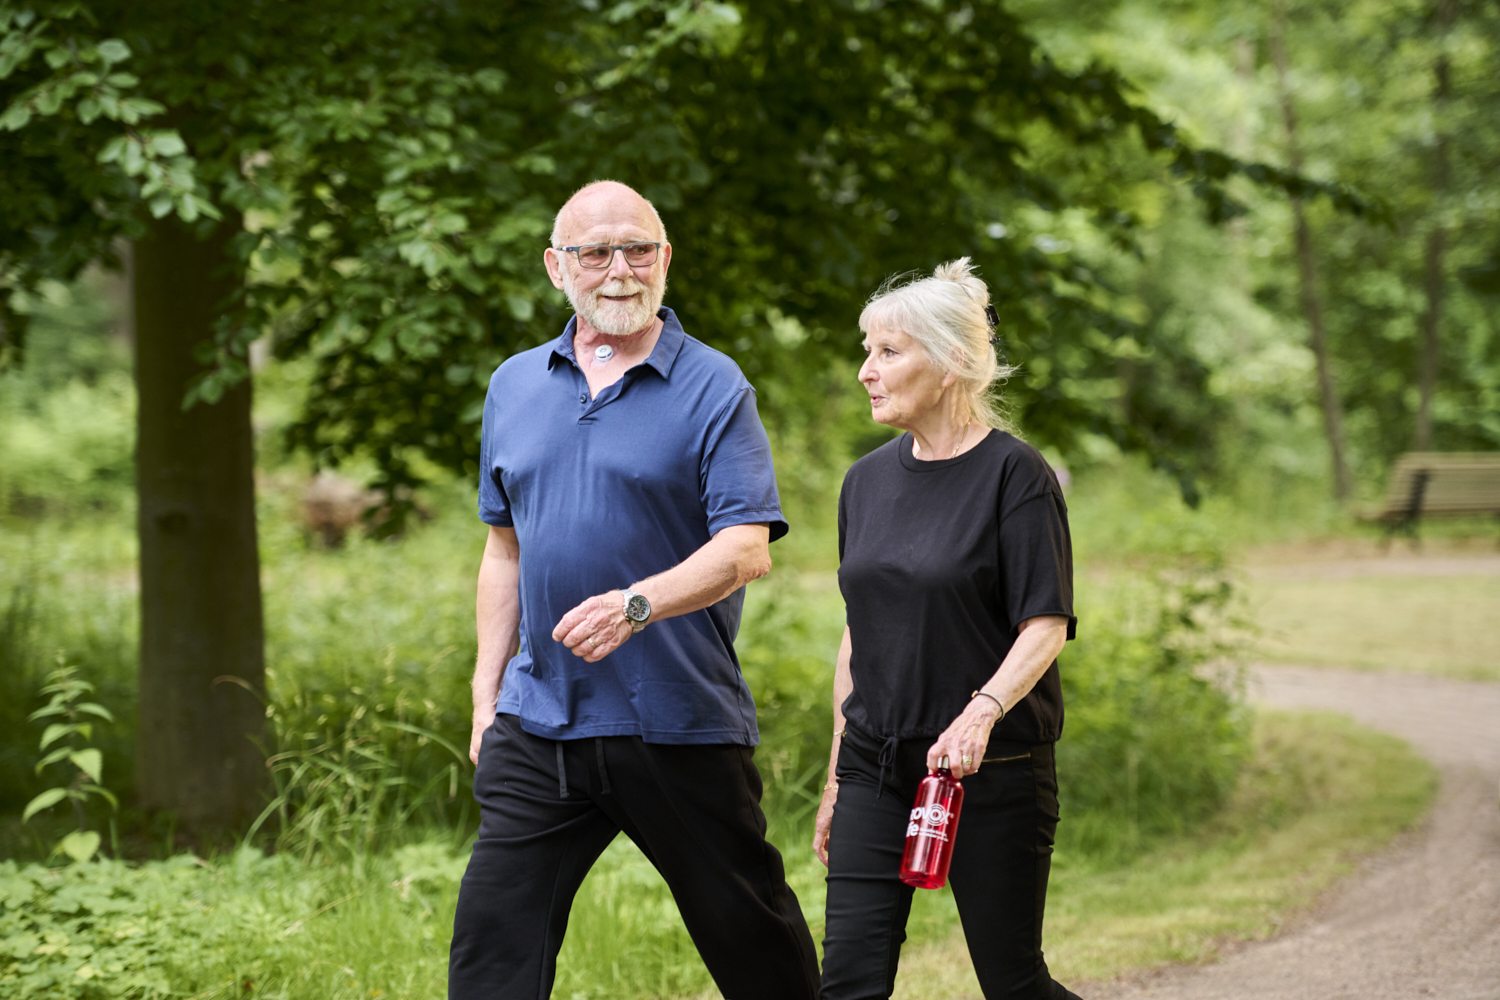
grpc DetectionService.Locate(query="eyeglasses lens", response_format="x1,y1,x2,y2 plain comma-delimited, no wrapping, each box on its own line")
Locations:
576,244,658,268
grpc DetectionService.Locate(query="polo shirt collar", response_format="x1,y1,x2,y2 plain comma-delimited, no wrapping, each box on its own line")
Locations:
548,306,686,380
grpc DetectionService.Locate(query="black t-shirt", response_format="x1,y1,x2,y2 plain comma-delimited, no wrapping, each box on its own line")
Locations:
837,430,1076,743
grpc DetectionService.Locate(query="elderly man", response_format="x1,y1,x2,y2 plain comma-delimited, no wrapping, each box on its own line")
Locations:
448,180,821,1000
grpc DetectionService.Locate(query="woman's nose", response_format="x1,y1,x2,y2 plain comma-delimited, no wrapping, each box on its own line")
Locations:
858,358,875,383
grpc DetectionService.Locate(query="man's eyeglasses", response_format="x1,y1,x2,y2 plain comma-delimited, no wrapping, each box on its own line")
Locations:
559,242,662,269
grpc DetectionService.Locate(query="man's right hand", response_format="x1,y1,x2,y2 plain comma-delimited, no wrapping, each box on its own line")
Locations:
470,715,491,766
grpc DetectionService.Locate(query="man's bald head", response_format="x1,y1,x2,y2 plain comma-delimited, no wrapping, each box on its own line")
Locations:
549,180,667,248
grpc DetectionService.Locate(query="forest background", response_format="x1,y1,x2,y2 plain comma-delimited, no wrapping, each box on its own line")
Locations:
0,0,1496,997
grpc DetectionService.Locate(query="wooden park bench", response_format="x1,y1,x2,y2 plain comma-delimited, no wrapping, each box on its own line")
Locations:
1361,452,1500,544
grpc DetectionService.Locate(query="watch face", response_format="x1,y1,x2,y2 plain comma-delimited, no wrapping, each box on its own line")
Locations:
625,593,651,622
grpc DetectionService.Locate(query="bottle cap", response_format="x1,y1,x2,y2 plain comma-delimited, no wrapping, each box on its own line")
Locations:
938,754,949,770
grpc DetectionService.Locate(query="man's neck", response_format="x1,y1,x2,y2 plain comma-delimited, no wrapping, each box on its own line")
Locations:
573,314,665,365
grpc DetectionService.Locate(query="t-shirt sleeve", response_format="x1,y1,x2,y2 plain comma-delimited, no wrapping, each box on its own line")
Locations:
476,375,512,527
837,480,848,563
997,491,1077,639
700,387,789,542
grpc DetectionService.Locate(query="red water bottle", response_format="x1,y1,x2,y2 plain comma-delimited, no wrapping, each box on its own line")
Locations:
899,755,965,889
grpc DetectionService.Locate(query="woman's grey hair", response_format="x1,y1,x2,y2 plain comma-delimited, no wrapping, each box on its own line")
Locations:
859,257,1018,431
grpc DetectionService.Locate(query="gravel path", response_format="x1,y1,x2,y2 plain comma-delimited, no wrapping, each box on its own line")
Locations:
1088,665,1500,1000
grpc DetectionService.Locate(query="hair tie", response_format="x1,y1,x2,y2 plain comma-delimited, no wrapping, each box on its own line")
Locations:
984,304,1000,347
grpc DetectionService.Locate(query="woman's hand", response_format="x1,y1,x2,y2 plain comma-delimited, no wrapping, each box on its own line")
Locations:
812,783,839,867
926,697,1003,777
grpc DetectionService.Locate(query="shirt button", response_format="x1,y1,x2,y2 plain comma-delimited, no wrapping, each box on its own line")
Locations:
579,393,587,404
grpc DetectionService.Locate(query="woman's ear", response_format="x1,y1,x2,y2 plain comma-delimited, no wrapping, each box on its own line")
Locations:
939,347,963,389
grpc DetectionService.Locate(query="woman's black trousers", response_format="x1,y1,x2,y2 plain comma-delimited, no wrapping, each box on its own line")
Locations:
820,723,1081,1000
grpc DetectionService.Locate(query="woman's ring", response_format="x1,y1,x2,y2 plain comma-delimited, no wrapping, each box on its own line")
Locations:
587,637,597,650
961,754,974,767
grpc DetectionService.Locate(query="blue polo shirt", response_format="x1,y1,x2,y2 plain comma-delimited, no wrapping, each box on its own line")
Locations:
477,306,787,745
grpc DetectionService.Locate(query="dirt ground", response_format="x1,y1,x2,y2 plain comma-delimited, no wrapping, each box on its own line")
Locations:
1083,664,1500,1000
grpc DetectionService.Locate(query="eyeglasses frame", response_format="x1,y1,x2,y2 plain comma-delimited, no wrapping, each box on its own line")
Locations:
557,241,664,269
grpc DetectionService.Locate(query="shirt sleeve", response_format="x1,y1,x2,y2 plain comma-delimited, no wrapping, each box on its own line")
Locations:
477,375,513,528
997,492,1077,639
700,387,789,542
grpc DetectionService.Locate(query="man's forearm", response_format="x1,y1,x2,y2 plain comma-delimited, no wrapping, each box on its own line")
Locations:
474,526,522,722
632,522,771,624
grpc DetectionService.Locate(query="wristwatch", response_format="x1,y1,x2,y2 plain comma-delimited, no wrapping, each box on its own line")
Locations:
621,588,651,633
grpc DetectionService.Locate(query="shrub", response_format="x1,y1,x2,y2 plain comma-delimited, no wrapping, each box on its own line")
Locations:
1057,551,1252,860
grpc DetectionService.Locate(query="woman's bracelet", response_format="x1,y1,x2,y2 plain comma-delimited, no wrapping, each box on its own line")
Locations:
971,689,1005,720
833,727,846,738
823,780,839,791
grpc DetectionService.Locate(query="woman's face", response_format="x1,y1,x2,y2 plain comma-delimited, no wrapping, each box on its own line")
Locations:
858,326,953,430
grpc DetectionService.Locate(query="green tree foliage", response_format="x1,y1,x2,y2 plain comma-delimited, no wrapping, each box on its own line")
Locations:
1,0,1365,503
1272,0,1500,460
1024,0,1500,478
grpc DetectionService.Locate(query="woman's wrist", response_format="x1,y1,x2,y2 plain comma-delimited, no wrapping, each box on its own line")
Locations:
970,688,1005,722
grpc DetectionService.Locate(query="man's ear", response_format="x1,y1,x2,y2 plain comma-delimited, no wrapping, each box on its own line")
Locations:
543,248,566,290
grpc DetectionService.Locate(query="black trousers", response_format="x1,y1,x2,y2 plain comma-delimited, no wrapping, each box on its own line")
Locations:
449,713,821,1000
820,723,1081,1000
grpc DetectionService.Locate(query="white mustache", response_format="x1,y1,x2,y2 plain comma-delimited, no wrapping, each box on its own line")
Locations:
594,278,646,300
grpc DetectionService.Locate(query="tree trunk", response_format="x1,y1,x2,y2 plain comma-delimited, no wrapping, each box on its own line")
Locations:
1270,6,1354,501
133,213,267,830
1414,0,1454,452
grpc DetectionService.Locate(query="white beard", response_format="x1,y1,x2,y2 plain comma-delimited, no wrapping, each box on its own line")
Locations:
562,268,666,338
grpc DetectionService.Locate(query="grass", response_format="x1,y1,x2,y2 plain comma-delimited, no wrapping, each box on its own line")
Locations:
0,708,1424,1000
1250,572,1500,682
888,709,1438,997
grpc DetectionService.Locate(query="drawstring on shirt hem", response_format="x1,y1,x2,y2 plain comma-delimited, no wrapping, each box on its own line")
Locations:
875,735,900,799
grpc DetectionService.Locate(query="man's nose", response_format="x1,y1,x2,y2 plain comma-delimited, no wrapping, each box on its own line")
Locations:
606,248,634,280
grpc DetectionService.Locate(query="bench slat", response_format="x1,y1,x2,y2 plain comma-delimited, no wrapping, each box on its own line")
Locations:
1364,451,1500,521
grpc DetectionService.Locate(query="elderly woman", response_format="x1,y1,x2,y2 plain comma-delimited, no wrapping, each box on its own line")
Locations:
813,259,1083,1000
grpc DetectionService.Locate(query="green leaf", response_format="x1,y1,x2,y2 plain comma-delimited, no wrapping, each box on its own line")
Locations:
0,102,33,131
80,784,119,809
58,830,101,863
70,749,103,783
76,96,100,123
122,139,144,175
147,131,186,157
97,135,126,163
34,747,72,774
75,702,115,722
95,39,131,64
27,700,67,720
40,723,78,749
22,788,67,823
148,193,174,218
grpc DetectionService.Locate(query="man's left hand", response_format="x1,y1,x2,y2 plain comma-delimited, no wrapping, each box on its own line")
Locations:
553,590,635,662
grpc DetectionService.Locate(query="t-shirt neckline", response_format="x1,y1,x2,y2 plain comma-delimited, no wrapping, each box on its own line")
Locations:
896,428,997,472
